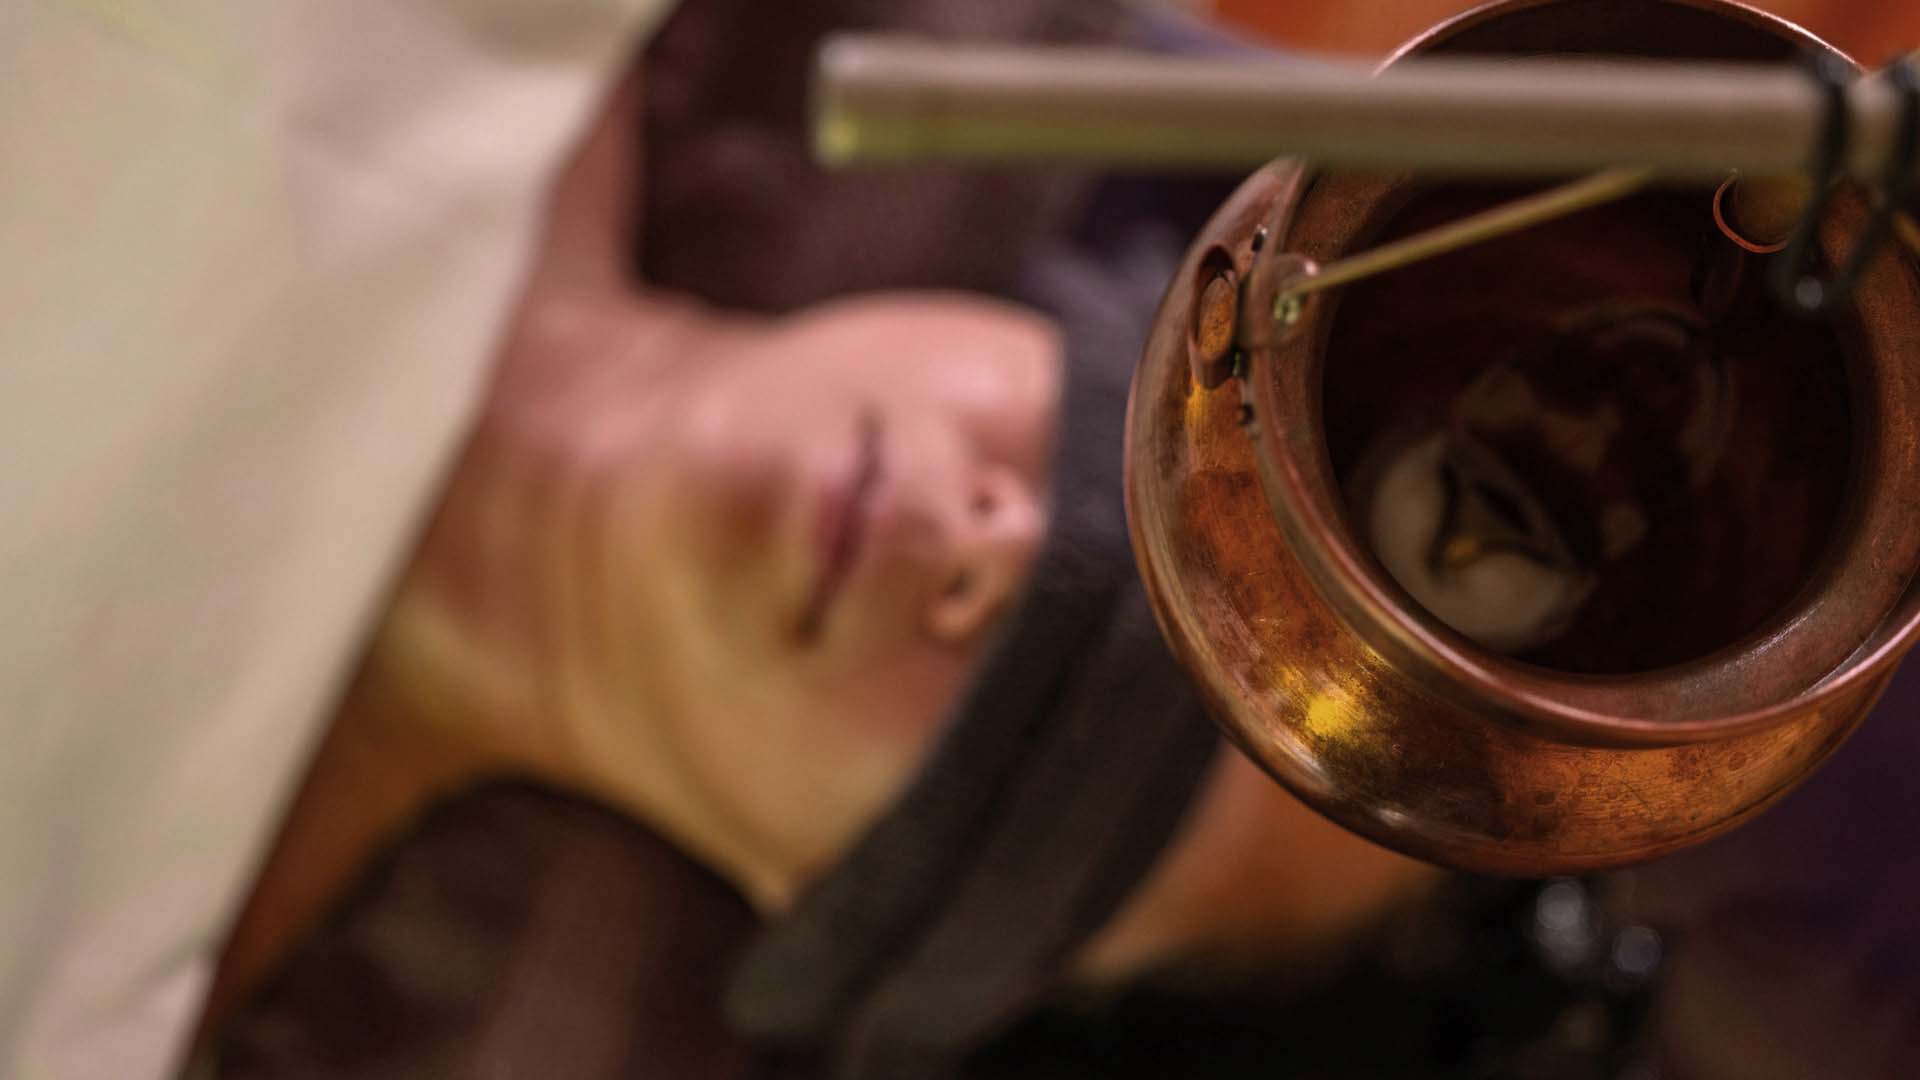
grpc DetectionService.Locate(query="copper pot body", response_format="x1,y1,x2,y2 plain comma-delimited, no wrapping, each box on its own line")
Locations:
1126,0,1920,873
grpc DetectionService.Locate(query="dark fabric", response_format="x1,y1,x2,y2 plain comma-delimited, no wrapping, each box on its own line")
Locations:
639,0,1266,313
732,590,1217,1079
640,0,1121,312
970,876,1661,1080
208,784,757,1080
1627,656,1920,1080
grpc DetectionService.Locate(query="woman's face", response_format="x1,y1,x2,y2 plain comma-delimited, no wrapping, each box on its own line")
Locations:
587,293,1062,900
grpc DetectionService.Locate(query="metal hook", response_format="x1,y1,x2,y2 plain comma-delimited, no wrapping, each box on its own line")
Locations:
1772,52,1920,315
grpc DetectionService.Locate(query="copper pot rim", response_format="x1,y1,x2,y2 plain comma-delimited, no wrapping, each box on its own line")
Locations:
1245,0,1920,749
1384,0,1852,70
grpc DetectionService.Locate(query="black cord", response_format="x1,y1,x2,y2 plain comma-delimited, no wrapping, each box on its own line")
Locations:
1771,52,1920,315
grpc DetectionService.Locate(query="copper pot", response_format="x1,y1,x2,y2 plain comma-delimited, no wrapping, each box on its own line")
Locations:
1126,0,1920,873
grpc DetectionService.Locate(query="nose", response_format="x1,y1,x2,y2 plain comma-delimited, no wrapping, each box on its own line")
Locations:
925,465,1045,644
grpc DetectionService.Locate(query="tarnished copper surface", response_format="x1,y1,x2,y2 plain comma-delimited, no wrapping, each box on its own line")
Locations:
1124,0,1920,872
1192,270,1240,387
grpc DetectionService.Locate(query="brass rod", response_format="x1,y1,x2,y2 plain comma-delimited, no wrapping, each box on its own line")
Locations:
1280,168,1656,303
817,37,1917,181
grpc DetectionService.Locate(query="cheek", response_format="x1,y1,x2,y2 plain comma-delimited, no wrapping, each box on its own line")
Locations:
799,295,1062,482
664,395,784,528
632,407,806,649
681,637,978,895
921,356,1061,486
684,460,782,565
803,636,979,750
655,457,778,608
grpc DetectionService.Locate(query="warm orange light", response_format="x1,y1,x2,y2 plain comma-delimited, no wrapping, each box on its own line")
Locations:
1211,0,1917,62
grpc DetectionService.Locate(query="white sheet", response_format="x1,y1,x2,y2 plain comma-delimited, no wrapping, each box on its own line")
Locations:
0,1,670,1074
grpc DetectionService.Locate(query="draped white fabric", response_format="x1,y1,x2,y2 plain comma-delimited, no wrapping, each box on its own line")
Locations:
0,2,670,1074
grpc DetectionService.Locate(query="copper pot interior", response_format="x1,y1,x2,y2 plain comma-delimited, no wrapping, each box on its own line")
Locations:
1320,183,1859,675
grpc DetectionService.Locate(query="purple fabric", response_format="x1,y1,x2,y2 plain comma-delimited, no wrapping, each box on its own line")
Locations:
1633,659,1920,1078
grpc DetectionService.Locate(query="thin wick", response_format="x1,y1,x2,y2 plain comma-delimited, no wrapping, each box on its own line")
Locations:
1279,168,1656,307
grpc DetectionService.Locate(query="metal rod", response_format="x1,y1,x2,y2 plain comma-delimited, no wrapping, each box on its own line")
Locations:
1280,168,1656,303
816,37,1915,180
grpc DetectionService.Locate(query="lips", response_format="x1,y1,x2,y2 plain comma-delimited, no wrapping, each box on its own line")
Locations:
797,408,885,641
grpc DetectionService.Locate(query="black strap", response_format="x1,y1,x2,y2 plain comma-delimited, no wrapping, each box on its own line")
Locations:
725,552,1219,1077
1772,51,1920,314
856,600,1212,1078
